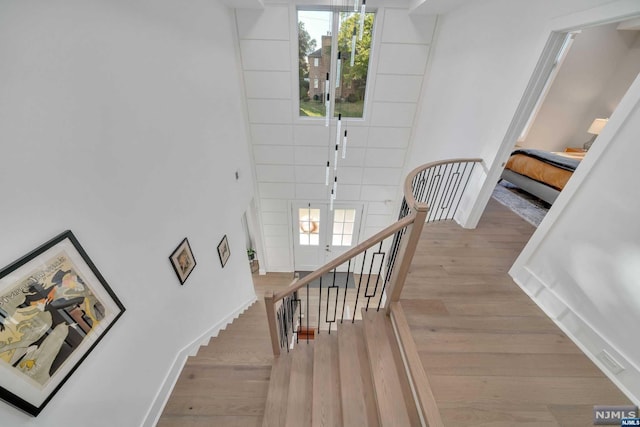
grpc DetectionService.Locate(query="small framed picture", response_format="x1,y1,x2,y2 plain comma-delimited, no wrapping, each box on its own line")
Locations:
217,235,230,268
169,238,196,285
0,230,125,416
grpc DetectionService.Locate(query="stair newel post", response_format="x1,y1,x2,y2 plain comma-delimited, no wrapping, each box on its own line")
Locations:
264,291,281,356
385,203,429,314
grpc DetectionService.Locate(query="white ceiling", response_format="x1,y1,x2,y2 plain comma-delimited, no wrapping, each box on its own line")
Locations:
410,0,475,15
219,0,264,9
221,0,477,15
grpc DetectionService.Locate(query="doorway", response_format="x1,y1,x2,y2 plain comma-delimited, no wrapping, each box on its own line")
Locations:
292,202,363,272
465,3,640,230
490,21,640,228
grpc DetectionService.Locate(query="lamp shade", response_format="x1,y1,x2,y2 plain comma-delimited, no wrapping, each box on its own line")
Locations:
587,118,608,135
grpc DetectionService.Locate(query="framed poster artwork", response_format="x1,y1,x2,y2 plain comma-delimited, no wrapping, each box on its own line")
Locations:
0,230,125,416
217,235,230,268
169,238,196,285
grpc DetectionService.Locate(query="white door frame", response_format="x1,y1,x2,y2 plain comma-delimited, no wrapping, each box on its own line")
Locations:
465,0,640,231
291,202,364,272
291,202,329,271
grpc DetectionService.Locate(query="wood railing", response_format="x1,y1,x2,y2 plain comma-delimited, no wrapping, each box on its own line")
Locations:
264,158,482,356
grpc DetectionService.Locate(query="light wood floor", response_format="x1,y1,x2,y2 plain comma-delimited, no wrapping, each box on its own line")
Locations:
158,198,631,426
401,199,632,426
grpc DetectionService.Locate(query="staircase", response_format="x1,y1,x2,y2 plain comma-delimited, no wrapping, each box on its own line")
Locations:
260,159,481,427
262,309,424,427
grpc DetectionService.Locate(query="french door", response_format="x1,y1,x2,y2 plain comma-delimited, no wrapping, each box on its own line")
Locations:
292,203,362,272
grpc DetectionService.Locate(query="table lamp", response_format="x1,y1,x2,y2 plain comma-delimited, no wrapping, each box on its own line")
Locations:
583,118,608,150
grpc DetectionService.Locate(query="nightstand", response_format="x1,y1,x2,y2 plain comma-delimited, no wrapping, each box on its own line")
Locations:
565,147,586,153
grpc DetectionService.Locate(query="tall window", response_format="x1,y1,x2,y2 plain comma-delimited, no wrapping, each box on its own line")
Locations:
298,9,375,119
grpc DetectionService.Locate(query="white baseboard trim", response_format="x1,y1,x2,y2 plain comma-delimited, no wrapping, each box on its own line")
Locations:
512,266,640,406
141,296,257,427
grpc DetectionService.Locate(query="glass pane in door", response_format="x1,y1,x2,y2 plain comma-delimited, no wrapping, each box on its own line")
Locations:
299,208,320,246
331,208,356,246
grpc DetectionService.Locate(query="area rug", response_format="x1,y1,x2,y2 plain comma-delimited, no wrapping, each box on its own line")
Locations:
295,271,356,289
491,181,550,227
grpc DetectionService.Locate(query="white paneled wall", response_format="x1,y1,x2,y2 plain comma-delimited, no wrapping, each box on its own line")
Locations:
236,4,437,271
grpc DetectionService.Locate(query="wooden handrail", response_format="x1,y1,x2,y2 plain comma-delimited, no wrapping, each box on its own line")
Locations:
264,291,280,357
265,158,484,357
403,158,483,210
273,213,417,302
268,158,483,306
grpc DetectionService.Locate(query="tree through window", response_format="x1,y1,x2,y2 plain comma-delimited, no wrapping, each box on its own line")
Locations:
298,9,375,119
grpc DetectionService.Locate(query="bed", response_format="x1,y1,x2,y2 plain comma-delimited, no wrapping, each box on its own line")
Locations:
500,148,585,205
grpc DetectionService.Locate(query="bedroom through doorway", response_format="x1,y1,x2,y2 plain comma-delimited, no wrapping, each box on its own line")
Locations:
492,19,640,227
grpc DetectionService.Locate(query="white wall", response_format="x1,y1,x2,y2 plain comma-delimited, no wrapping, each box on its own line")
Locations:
583,30,640,136
408,0,640,402
237,2,438,271
512,72,640,403
0,0,256,425
521,23,640,152
408,0,635,169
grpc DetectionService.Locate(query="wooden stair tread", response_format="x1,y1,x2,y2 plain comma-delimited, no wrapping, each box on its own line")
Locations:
362,310,415,427
262,353,292,427
312,333,342,427
261,311,430,427
338,321,380,427
285,342,314,427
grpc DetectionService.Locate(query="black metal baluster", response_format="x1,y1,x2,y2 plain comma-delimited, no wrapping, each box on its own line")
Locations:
424,166,441,214
445,162,468,219
276,310,282,349
284,296,290,350
385,226,406,283
318,275,322,334
365,243,385,311
452,162,476,219
415,169,430,203
427,164,446,222
438,164,460,221
368,242,386,310
293,291,301,344
379,229,404,311
398,197,409,220
352,250,367,323
430,163,449,222
340,259,352,323
306,283,309,343
420,167,435,205
326,268,339,334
